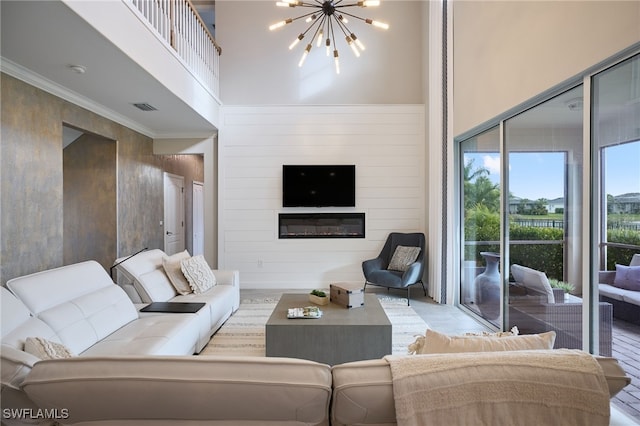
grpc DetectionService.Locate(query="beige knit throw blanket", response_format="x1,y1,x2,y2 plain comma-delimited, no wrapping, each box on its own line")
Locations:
384,349,610,426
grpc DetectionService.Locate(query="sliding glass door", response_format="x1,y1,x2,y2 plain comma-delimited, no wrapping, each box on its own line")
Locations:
459,126,501,326
593,54,640,270
457,52,640,357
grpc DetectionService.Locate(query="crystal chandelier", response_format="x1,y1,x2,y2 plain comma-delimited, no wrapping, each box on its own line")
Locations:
269,0,389,74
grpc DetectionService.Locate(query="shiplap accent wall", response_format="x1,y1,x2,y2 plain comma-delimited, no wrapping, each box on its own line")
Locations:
219,105,426,289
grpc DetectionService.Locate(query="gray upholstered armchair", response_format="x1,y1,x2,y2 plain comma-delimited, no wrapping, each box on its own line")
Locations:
362,232,426,305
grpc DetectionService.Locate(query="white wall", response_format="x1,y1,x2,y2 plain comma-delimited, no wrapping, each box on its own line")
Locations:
219,105,425,289
453,0,640,136
216,1,425,105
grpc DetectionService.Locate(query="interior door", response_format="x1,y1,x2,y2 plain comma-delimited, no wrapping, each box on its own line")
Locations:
192,181,204,256
164,173,185,255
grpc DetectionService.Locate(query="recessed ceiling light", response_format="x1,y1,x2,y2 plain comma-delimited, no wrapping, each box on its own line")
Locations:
68,64,87,74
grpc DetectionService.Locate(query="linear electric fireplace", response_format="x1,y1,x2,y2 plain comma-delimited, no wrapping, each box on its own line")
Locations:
279,213,365,239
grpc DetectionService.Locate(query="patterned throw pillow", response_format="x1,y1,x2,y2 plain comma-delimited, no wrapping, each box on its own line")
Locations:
24,337,73,360
162,250,193,295
180,255,217,294
613,265,640,291
388,246,421,272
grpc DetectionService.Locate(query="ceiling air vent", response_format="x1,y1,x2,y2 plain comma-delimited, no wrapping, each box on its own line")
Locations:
132,102,158,112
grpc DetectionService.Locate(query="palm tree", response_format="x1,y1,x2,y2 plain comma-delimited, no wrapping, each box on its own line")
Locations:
463,158,500,213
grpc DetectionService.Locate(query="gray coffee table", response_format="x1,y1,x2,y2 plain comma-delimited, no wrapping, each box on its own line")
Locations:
265,293,392,365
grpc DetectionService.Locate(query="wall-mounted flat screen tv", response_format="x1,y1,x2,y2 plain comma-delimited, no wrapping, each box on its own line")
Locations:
283,165,356,207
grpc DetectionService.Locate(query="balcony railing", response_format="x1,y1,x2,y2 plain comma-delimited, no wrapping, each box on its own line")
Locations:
128,0,221,98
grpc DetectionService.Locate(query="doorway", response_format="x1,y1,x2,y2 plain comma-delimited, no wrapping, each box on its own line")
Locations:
164,172,185,255
63,125,117,271
192,181,204,256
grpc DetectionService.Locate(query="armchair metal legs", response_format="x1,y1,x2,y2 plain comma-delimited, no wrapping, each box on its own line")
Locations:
364,281,427,306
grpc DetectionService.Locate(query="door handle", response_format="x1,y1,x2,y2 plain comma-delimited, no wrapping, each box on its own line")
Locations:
166,231,174,235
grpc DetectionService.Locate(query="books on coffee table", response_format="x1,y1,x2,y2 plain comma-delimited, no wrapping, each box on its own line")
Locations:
287,306,323,319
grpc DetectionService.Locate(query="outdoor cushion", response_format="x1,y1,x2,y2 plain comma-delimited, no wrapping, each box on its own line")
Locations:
598,284,628,301
511,264,555,304
613,264,640,291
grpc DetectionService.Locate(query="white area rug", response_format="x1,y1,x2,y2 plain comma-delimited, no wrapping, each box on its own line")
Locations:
200,296,429,357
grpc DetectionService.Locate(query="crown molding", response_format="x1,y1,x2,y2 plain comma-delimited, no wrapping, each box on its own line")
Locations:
1,57,156,138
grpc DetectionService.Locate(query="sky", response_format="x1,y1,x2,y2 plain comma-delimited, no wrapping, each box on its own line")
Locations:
465,140,640,201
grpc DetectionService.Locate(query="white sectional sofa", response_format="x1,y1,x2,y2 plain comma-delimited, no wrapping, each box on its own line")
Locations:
0,259,633,426
0,260,207,425
113,249,240,352
7,350,632,426
5,262,201,357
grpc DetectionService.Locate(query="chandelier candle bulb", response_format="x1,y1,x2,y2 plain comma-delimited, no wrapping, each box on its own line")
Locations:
351,34,365,50
334,49,340,74
316,30,323,47
289,34,304,50
346,36,360,57
269,18,293,30
326,38,331,56
299,44,312,67
358,0,380,6
365,18,386,28
338,15,348,24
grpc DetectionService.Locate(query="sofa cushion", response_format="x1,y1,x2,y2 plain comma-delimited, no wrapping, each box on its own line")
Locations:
115,249,165,278
23,356,332,425
1,345,40,390
6,261,119,315
162,250,192,295
36,285,139,355
613,264,640,291
409,329,556,354
1,287,61,351
24,337,73,360
511,264,555,304
622,290,640,307
181,255,216,294
6,262,140,355
81,313,200,356
136,269,179,302
598,283,628,301
388,246,421,272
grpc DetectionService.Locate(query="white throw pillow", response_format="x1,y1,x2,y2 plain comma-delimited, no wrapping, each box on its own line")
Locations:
180,255,216,294
162,250,192,295
24,337,73,360
408,328,556,355
388,246,421,272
